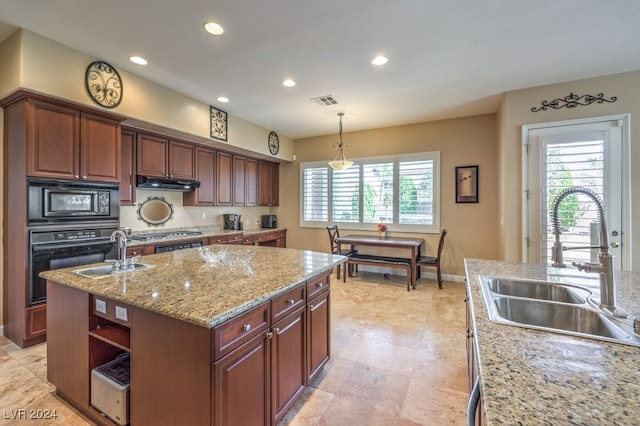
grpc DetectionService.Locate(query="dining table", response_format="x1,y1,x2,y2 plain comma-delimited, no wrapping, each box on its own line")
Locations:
335,234,425,288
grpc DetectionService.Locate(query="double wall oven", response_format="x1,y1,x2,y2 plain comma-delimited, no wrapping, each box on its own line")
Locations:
28,178,120,306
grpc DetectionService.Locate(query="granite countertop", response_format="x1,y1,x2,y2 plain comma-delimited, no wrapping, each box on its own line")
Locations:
464,259,640,424
41,244,345,329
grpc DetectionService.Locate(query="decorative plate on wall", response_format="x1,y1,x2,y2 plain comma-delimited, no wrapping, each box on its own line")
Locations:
210,106,228,141
268,131,279,155
85,60,123,108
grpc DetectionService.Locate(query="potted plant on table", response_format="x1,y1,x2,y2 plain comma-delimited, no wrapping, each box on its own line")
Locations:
376,223,388,238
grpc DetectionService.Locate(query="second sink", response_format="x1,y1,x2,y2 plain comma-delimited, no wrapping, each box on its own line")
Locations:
73,263,151,279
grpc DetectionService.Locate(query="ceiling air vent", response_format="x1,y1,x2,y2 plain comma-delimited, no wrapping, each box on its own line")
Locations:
311,95,338,106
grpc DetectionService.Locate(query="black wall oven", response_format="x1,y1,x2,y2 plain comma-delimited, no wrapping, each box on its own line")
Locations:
28,178,119,225
29,227,118,305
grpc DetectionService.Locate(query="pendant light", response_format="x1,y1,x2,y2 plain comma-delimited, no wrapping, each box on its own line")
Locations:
328,113,353,170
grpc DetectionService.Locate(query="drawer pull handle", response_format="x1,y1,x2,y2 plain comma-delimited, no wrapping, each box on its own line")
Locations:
243,324,251,332
317,282,324,288
309,304,314,309
287,299,295,305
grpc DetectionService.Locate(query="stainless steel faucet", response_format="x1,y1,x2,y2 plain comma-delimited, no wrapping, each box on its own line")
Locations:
550,186,627,318
110,227,132,270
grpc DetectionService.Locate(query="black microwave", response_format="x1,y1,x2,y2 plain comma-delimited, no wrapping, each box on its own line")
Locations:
28,178,119,224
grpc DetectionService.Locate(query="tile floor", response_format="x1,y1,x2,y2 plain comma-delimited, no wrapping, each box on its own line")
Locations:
0,272,469,425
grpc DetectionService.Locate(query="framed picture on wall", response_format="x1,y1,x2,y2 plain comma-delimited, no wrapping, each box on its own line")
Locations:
210,106,228,141
455,165,479,203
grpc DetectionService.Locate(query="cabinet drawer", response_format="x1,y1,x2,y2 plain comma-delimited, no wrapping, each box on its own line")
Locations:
126,244,155,257
271,284,306,323
307,272,330,301
254,232,276,242
213,301,270,360
208,235,229,244
227,233,244,243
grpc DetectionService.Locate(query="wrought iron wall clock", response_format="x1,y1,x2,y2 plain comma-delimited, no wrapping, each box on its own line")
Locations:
85,61,123,108
268,131,279,155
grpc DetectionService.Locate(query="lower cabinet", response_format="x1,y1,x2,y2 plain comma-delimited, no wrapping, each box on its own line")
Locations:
271,307,306,424
306,275,331,383
214,333,270,426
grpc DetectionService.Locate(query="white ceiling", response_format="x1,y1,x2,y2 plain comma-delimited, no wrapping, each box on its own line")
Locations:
1,0,639,139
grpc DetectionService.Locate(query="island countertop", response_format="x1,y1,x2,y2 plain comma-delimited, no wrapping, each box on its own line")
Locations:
40,245,345,328
465,258,640,425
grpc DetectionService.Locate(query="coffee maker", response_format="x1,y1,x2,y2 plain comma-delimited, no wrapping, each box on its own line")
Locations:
223,214,242,230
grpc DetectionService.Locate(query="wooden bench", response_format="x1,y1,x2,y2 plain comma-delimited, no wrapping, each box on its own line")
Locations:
344,253,413,291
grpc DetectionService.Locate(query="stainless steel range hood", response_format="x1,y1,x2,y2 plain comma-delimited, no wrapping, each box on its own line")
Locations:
136,175,200,192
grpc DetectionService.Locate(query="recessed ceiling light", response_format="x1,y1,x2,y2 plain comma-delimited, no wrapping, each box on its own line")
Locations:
130,56,148,65
204,21,224,35
217,96,229,103
282,79,296,87
371,55,388,66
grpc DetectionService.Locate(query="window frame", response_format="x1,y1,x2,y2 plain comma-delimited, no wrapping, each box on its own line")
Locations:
299,151,440,233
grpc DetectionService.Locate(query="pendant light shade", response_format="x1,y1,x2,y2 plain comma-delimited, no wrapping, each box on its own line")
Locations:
328,113,353,170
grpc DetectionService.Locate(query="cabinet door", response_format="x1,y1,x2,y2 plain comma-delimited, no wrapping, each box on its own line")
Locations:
307,290,330,384
168,140,195,179
259,161,280,206
27,100,80,179
136,132,168,177
271,308,306,424
245,158,259,206
216,151,233,206
80,113,121,182
214,333,270,426
184,147,215,206
233,155,246,206
120,129,136,205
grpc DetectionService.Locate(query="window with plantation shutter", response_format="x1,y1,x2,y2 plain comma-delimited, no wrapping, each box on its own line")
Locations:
300,152,440,232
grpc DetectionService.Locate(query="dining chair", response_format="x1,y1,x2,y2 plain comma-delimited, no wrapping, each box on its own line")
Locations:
416,229,447,289
326,225,357,279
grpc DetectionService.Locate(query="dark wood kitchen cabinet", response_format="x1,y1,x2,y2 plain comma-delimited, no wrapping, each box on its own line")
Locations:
232,155,246,206
24,99,121,182
259,161,279,206
1,90,124,349
466,290,482,425
216,151,233,206
136,132,195,179
246,158,259,206
306,274,330,383
184,147,216,206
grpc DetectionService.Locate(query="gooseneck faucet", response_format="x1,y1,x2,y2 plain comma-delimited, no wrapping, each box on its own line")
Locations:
550,186,626,317
110,227,131,270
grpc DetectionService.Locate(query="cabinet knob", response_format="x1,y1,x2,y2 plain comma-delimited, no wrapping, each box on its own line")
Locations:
242,324,251,332
309,304,314,310
317,282,324,288
287,299,295,305
74,175,79,179
273,327,280,335
82,175,87,179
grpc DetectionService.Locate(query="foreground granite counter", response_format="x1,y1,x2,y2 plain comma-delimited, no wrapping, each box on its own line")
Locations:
465,259,640,425
41,244,345,328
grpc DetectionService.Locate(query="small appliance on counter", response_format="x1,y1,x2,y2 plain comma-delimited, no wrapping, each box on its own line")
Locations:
261,214,277,229
223,214,242,230
91,353,130,426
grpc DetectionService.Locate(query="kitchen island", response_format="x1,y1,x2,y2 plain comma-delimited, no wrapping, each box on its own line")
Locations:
41,244,345,426
465,259,640,424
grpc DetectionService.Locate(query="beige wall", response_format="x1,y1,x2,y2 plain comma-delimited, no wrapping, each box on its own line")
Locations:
500,70,640,270
282,114,500,277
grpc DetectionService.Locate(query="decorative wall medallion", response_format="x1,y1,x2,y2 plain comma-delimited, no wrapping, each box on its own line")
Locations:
268,131,279,155
85,61,123,108
210,106,228,141
531,92,617,112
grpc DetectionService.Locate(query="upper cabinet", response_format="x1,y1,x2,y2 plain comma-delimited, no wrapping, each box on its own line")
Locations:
216,151,233,206
136,133,194,179
259,161,279,206
26,99,121,183
183,147,215,206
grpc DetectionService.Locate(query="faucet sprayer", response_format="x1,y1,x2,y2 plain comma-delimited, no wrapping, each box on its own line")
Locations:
549,186,627,318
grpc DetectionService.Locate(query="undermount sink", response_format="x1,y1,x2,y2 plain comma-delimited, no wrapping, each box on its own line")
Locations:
478,276,640,347
73,263,151,279
483,277,589,304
